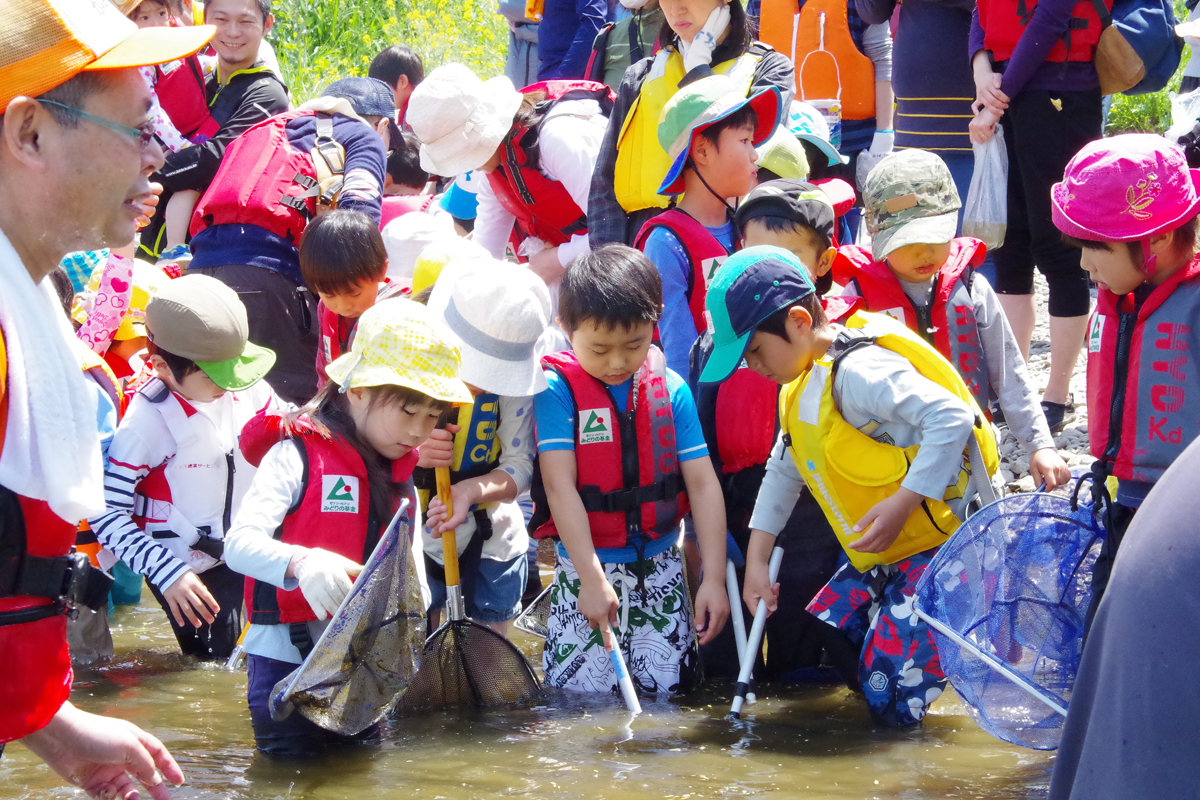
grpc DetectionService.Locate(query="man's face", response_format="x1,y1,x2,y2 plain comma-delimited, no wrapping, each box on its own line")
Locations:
49,70,164,254
206,0,270,71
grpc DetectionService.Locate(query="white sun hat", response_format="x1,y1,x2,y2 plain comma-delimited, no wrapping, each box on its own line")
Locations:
381,211,457,283
407,63,525,178
427,259,551,397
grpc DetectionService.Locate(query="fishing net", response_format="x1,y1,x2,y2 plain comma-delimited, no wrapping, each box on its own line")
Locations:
914,482,1106,750
269,496,427,735
397,618,541,710
514,585,552,639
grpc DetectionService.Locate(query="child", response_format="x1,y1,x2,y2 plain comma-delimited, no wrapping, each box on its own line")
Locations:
226,298,469,754
533,244,729,696
369,44,425,126
301,210,406,391
837,149,1070,490
380,131,434,229
89,275,283,661
408,63,611,295
633,74,781,370
701,245,999,725
1050,134,1200,624
737,179,839,294
588,0,796,248
755,126,809,184
418,260,551,635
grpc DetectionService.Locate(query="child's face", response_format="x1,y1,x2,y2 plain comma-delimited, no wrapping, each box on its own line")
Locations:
742,220,834,281
318,280,379,320
694,123,759,199
347,388,443,461
662,0,727,42
885,241,952,283
1079,241,1146,295
566,319,656,386
744,308,820,384
392,75,413,109
130,0,170,27
151,356,226,403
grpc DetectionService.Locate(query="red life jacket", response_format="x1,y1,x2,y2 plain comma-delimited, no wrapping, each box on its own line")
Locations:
533,347,688,547
380,193,435,229
318,301,353,381
487,80,615,248
633,209,736,334
833,239,992,407
190,110,344,244
978,0,1111,63
1087,258,1200,484
155,55,219,143
245,431,391,625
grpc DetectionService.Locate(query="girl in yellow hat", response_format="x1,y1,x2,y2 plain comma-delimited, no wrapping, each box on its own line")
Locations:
225,297,472,754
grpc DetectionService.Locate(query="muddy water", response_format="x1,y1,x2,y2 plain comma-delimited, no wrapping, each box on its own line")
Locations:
3,599,1053,800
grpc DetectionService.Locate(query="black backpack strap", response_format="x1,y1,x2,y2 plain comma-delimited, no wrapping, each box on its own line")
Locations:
576,473,685,514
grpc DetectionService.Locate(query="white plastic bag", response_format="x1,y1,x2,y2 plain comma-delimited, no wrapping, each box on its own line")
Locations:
962,124,1008,251
1165,88,1200,144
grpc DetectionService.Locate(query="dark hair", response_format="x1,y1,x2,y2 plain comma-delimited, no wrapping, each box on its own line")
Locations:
386,131,429,189
756,166,783,183
148,342,200,387
559,244,663,333
129,0,170,15
205,0,271,22
368,45,425,90
1063,213,1200,269
798,140,835,181
744,213,832,251
409,285,434,306
658,0,754,57
513,90,548,129
24,72,110,131
299,209,388,295
49,267,74,318
753,293,828,341
297,381,450,521
695,103,757,150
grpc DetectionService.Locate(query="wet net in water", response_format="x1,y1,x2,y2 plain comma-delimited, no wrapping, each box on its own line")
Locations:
398,617,541,711
514,585,551,639
914,485,1105,750
270,496,427,735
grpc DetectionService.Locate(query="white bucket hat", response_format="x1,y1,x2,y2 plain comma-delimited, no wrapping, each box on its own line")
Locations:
428,259,551,397
381,211,457,283
408,63,525,177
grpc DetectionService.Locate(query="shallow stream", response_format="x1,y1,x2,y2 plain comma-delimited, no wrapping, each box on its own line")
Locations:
2,598,1054,799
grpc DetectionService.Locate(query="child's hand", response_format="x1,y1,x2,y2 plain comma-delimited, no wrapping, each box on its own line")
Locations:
969,106,1003,145
135,182,163,230
577,578,619,632
416,423,459,469
693,577,730,645
160,571,220,628
850,487,925,554
424,481,478,537
1029,447,1071,491
742,561,779,617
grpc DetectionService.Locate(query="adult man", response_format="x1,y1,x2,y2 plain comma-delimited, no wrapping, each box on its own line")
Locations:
0,1,211,797
188,77,392,403
142,0,289,257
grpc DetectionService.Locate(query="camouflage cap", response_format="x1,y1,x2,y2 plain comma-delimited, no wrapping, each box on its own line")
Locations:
862,149,961,261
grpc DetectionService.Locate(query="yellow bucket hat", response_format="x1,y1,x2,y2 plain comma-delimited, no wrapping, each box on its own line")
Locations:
411,237,490,296
325,297,473,404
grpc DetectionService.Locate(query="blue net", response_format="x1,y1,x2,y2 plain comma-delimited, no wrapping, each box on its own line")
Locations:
914,482,1106,750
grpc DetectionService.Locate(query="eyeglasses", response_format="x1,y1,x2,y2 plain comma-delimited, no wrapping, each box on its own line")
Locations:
39,100,156,149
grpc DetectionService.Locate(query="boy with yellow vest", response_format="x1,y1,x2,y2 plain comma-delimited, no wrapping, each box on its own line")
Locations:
701,245,999,726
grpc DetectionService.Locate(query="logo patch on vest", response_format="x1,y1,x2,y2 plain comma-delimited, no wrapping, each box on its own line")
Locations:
579,408,614,444
703,255,727,287
321,475,359,513
1088,314,1104,353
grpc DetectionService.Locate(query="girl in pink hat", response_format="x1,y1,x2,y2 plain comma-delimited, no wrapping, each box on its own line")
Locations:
1051,133,1200,631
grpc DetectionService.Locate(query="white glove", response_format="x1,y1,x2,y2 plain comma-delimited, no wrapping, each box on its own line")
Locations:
855,130,896,191
678,2,731,71
294,548,363,620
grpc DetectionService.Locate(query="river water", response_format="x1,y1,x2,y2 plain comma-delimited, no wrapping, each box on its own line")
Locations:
3,598,1054,799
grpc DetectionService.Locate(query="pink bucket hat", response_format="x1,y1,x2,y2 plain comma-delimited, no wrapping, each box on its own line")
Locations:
1052,133,1200,242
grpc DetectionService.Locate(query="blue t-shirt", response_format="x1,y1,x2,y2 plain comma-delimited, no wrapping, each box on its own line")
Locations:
533,363,709,563
641,220,735,373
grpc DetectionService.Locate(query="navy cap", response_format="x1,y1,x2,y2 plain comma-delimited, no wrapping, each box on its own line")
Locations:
700,245,816,384
323,77,396,118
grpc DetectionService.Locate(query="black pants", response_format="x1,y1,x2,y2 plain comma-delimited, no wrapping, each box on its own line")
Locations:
148,563,244,661
190,264,319,405
1083,501,1137,639
993,88,1102,318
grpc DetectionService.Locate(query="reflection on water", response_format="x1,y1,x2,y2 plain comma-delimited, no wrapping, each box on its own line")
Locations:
2,600,1052,799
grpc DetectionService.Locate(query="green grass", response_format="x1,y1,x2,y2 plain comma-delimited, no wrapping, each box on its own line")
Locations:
269,0,507,103
1105,0,1192,134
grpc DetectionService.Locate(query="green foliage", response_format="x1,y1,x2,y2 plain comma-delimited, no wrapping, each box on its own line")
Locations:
269,0,507,103
1105,0,1192,134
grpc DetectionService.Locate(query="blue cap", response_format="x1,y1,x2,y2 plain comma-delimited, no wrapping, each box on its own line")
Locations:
323,77,396,119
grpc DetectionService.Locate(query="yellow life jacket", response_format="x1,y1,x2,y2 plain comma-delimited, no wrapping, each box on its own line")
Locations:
415,392,502,517
613,49,759,214
779,312,999,571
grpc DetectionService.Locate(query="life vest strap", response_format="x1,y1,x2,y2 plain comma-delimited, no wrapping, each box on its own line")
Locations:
0,552,112,624
578,473,683,514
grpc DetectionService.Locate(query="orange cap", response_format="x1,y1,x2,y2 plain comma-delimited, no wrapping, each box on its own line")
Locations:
1,0,215,114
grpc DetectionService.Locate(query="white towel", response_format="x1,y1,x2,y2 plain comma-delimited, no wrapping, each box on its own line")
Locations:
0,228,104,523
